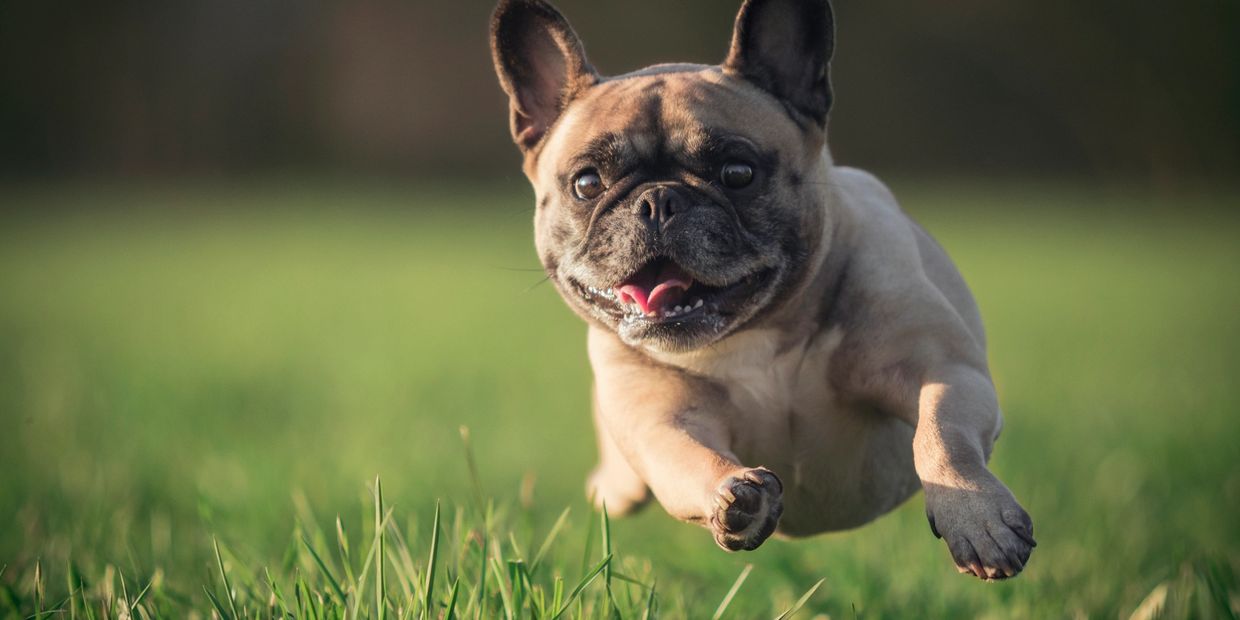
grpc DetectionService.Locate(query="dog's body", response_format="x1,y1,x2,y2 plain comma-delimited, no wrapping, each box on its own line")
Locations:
491,0,1035,580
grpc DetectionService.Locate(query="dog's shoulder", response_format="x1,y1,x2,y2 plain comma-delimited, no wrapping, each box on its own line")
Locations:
823,166,990,413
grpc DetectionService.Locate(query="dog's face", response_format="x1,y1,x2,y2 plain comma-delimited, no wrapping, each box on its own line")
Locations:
492,0,836,352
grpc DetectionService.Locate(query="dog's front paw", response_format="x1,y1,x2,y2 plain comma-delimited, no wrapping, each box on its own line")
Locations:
925,480,1036,580
708,468,783,551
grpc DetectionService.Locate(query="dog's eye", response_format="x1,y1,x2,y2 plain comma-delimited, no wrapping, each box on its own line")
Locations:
572,170,605,200
720,162,754,189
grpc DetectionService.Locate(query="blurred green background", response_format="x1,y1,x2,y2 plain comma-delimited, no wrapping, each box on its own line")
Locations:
1,0,1237,182
1,0,1238,617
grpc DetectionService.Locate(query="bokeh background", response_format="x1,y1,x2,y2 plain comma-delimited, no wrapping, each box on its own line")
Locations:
2,0,1238,182
2,0,1238,617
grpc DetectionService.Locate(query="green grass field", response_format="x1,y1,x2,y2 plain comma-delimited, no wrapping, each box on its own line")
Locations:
1,182,1237,618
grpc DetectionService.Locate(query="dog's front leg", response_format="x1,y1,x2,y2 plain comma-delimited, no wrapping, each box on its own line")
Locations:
913,363,1036,580
588,328,783,551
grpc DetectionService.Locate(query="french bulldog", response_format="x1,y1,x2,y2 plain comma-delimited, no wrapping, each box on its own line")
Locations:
489,0,1035,580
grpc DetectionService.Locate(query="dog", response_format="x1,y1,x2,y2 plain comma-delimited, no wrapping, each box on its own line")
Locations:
489,0,1035,580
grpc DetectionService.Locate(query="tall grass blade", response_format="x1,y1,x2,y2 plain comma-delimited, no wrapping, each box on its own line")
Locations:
204,585,233,620
350,506,396,619
551,577,565,617
131,577,154,609
375,477,387,620
712,564,753,620
34,561,44,616
773,578,825,620
600,503,616,618
489,558,515,620
578,507,597,582
443,578,460,620
471,508,491,619
78,579,97,620
65,563,77,620
212,537,241,620
420,500,442,620
301,536,348,606
336,516,358,589
383,516,420,610
530,507,571,575
506,561,526,616
550,553,612,620
641,580,657,620
264,568,294,619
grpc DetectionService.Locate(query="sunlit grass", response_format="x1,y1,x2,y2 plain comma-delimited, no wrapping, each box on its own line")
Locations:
0,181,1237,617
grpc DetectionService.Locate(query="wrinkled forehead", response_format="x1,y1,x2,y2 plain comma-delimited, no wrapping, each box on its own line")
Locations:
536,67,804,179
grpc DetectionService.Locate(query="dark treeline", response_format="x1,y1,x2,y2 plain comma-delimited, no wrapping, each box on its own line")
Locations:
1,0,1236,184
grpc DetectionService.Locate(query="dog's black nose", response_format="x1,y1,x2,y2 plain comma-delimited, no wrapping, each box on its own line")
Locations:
637,186,684,230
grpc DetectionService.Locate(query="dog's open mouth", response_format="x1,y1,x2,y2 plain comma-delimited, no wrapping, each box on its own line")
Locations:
571,257,770,324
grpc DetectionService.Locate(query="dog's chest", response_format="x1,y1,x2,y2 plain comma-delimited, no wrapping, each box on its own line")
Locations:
654,328,844,423
653,327,919,532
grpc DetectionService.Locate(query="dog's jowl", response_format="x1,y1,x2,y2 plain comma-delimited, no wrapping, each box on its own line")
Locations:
490,0,1034,580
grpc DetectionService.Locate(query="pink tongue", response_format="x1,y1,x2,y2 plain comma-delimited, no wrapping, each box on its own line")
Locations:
616,262,693,315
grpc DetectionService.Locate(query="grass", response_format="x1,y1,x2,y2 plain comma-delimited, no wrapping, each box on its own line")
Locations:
0,180,1238,618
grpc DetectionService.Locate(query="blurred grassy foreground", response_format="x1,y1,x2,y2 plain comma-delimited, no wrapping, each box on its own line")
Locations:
0,182,1238,618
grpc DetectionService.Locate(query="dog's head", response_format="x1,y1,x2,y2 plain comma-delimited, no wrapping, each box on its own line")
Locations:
491,0,836,352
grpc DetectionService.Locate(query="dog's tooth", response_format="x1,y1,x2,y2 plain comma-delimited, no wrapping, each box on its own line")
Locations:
695,299,704,308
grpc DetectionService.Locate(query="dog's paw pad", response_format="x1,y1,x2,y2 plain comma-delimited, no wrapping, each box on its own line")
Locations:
926,486,1035,581
708,468,783,551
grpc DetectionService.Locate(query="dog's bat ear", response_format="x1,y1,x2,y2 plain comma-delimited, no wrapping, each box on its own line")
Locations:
491,0,599,152
724,0,835,127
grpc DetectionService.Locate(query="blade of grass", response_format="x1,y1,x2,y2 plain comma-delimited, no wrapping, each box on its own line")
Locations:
600,503,616,618
294,570,310,618
609,572,652,589
530,507,571,575
65,563,77,620
443,578,460,620
578,507,597,582
34,561,44,616
488,558,515,620
471,506,492,619
203,585,232,620
712,564,753,620
420,500,442,620
507,560,526,617
550,553,612,620
375,477,387,620
640,580,657,620
78,580,97,620
116,564,130,620
264,568,294,619
350,506,396,619
130,577,154,609
336,516,358,590
302,536,348,606
212,537,241,620
773,578,825,620
383,515,420,610
551,576,564,617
